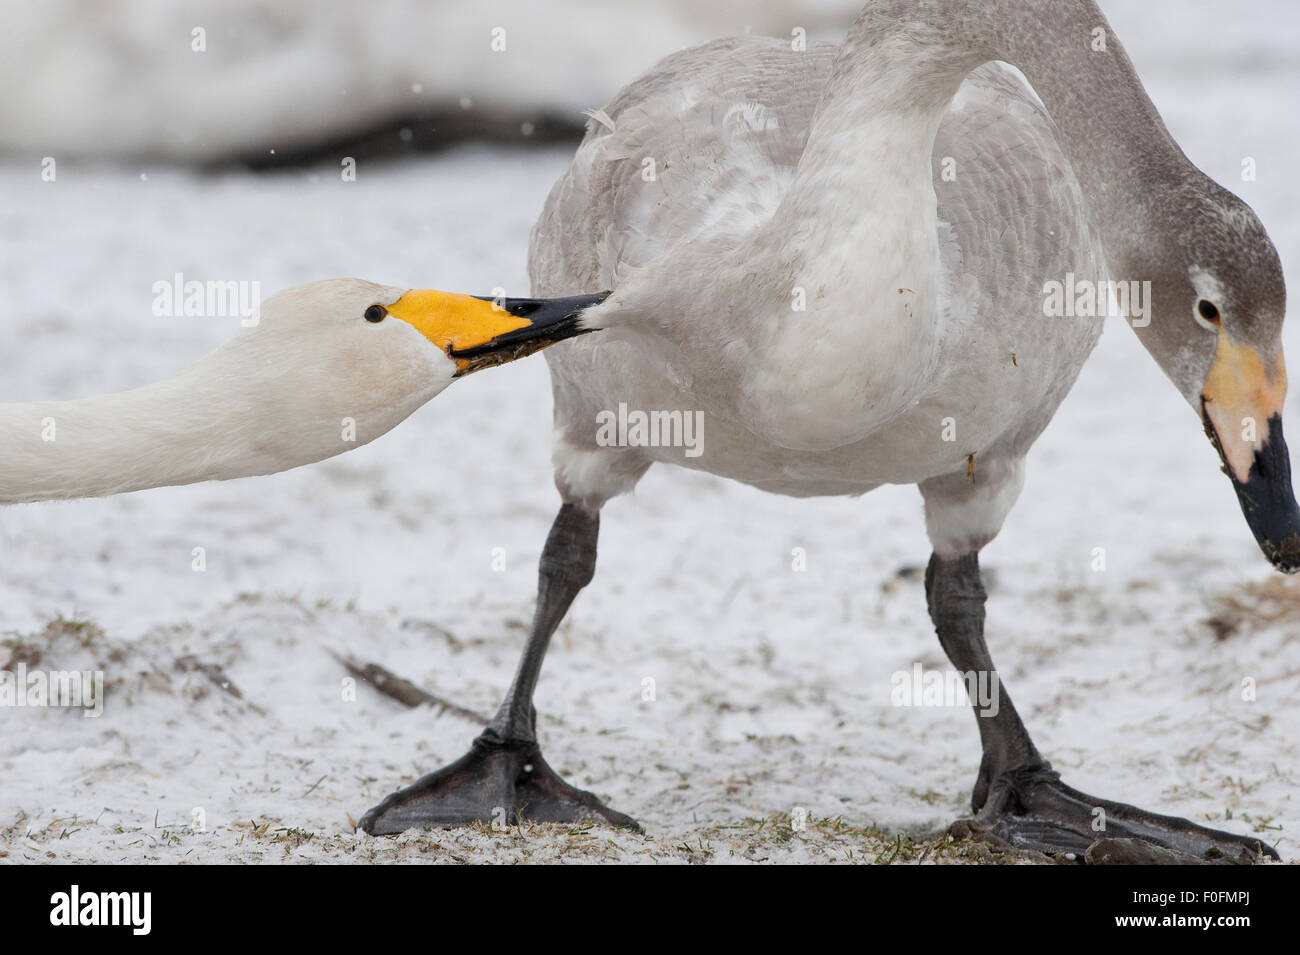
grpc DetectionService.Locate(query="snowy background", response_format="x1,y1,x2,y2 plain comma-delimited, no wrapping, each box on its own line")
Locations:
1,0,1297,864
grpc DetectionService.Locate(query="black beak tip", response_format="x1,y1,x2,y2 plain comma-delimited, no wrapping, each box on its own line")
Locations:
1263,542,1300,575
1216,413,1300,575
450,291,609,374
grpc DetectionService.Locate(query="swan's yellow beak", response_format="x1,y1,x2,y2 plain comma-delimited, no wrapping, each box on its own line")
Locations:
385,289,607,375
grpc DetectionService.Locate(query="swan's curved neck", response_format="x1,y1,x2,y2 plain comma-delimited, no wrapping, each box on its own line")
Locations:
825,0,1180,272
974,0,1181,272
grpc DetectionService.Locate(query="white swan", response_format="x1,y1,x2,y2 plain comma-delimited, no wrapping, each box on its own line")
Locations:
0,279,605,504
359,0,1292,863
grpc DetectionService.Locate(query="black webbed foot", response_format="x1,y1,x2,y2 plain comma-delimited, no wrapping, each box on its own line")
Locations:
359,732,640,835
958,764,1277,864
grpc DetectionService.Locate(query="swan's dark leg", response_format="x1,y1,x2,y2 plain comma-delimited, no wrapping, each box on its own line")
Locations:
360,502,638,835
926,551,1278,864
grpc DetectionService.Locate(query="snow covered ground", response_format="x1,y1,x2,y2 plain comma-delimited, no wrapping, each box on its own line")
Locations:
1,3,1298,864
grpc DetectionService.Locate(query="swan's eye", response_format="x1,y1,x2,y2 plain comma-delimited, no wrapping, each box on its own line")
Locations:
1197,299,1221,325
364,305,388,323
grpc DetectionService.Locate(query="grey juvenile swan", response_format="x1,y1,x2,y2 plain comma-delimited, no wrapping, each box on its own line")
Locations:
360,0,1296,862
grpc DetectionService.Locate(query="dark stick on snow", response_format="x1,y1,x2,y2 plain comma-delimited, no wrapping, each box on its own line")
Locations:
173,655,268,715
329,649,489,724
174,655,244,698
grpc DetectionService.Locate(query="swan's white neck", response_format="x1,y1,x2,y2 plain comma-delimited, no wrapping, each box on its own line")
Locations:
0,361,286,505
0,333,425,506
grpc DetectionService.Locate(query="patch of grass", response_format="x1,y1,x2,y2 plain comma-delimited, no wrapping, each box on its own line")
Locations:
910,788,947,806
271,827,317,849
1204,575,1300,638
696,812,1030,864
2,616,107,670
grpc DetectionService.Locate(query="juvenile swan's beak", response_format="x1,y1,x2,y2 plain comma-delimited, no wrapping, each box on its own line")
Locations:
1201,332,1300,573
386,290,609,375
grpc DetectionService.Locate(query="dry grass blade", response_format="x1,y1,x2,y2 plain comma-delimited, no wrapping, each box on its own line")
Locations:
329,649,489,724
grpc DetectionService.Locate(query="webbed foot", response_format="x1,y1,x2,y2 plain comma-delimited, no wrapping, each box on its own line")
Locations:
359,732,640,835
957,764,1278,864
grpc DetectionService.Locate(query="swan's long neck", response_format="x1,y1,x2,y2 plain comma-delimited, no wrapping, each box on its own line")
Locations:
0,333,404,506
0,364,279,505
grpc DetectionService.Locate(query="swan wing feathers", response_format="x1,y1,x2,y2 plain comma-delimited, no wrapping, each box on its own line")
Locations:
530,36,1099,326
529,37,832,295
